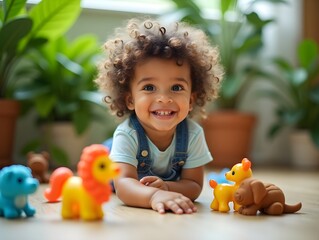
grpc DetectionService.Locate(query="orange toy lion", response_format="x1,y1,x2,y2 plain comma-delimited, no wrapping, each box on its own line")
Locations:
209,158,253,212
44,144,120,220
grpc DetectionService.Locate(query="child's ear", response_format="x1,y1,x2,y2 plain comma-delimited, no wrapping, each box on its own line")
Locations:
126,94,134,110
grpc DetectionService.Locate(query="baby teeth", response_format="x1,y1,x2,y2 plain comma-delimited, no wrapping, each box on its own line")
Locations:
155,111,172,116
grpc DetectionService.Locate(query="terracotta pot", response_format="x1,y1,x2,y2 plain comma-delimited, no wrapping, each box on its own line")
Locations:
290,130,319,170
0,99,20,168
201,111,256,168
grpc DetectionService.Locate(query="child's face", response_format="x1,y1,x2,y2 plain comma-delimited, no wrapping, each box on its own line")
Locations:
126,57,194,136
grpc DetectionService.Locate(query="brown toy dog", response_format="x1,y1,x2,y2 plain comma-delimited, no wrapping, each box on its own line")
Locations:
27,151,50,183
234,178,302,215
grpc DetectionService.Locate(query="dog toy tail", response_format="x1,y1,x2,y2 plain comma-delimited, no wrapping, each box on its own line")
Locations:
209,179,218,189
284,202,302,213
44,167,73,202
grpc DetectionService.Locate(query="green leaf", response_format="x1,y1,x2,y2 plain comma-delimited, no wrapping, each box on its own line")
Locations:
20,139,41,155
56,53,82,75
50,145,69,166
268,123,283,139
311,124,319,148
55,101,77,117
14,85,50,100
280,109,304,125
220,0,234,15
67,35,99,60
72,108,90,135
221,75,243,98
27,37,48,49
290,68,307,86
28,0,81,41
170,0,202,15
2,0,27,23
272,57,292,71
298,39,318,68
35,94,57,117
0,17,32,56
310,86,319,103
236,35,262,55
246,12,274,29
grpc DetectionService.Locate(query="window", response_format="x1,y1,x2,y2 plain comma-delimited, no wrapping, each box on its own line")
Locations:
81,0,172,14
25,0,219,18
81,0,218,15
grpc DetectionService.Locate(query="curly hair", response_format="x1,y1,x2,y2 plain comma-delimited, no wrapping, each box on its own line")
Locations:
95,18,223,118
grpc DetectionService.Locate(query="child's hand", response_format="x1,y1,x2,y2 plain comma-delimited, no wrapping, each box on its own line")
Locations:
140,176,168,191
150,190,197,214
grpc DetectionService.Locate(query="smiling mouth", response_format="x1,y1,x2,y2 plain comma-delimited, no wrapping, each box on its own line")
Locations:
152,111,175,116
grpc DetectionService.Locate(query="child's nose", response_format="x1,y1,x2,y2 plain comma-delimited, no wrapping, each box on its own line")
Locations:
156,93,173,103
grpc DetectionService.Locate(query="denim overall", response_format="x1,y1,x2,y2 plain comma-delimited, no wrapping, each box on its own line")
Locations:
130,114,188,181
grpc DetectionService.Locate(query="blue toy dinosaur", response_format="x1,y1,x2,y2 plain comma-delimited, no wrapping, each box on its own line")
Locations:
0,165,39,219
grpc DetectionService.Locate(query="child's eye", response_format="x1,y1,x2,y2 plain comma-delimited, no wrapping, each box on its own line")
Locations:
142,85,155,91
171,85,184,91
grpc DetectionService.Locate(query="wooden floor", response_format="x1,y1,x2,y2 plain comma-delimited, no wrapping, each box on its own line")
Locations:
1,168,318,240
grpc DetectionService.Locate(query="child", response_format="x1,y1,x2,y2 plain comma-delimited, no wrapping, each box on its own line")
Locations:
95,18,223,214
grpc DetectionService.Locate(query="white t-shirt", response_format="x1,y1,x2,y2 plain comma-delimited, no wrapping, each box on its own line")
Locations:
110,118,212,176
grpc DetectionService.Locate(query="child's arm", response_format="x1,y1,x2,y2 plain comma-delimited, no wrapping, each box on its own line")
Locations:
113,163,197,214
140,167,204,201
166,166,204,200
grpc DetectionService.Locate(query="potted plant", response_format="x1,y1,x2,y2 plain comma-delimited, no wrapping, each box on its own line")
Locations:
259,39,319,169
0,0,81,168
14,34,106,168
163,0,285,167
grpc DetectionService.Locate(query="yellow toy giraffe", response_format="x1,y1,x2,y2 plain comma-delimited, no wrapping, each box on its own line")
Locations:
209,158,252,212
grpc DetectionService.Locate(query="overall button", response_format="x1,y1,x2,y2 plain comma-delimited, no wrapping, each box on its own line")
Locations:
178,161,185,166
141,150,148,157
140,162,146,167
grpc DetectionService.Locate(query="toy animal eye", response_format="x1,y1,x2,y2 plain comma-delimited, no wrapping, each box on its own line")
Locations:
232,171,235,175
99,163,105,169
17,177,23,183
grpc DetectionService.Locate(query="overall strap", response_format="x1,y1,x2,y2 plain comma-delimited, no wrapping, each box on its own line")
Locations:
130,114,152,175
171,119,188,172
130,114,189,180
